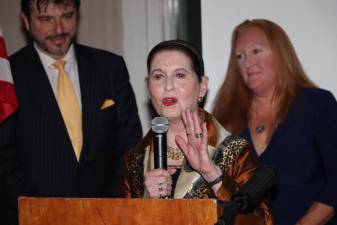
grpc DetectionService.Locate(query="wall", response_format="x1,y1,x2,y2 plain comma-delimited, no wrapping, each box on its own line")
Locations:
121,0,176,132
201,0,337,111
0,0,123,55
0,1,25,54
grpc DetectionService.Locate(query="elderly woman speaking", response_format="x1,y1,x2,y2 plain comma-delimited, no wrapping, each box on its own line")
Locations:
122,40,273,225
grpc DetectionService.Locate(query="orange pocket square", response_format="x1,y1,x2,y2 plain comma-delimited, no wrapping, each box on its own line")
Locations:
101,99,115,109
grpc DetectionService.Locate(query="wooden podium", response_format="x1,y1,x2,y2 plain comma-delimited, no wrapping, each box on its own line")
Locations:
19,197,219,225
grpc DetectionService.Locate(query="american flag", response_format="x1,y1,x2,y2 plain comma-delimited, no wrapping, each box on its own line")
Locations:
0,26,18,123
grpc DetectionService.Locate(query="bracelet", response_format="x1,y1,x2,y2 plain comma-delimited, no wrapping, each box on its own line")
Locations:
207,174,223,187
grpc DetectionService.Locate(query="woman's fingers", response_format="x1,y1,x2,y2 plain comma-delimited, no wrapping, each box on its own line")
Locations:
152,182,172,198
181,108,195,140
144,169,173,198
175,135,189,156
201,122,208,145
168,167,177,175
192,110,202,139
181,110,189,135
177,109,213,175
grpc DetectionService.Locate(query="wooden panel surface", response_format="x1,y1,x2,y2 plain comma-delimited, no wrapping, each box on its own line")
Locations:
19,197,218,225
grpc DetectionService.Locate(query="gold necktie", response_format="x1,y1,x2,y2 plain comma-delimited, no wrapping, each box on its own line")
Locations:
53,60,83,161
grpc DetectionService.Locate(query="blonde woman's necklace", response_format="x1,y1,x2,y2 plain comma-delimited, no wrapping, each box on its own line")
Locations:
251,102,273,135
256,125,266,134
255,122,280,134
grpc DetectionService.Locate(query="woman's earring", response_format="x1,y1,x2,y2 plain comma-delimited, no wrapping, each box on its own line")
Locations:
198,96,203,103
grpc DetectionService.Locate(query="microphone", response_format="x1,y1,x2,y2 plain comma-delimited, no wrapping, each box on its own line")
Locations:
151,117,169,169
230,165,277,214
217,165,277,225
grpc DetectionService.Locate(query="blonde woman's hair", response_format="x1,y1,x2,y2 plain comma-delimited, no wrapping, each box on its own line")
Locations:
212,19,316,134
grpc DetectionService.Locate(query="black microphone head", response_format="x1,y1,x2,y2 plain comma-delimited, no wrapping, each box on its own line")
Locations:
151,117,169,134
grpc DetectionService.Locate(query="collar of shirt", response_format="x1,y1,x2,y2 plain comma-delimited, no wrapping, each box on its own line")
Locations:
34,43,77,72
34,43,82,109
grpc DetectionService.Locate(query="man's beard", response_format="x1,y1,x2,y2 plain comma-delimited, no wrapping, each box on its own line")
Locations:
35,32,74,57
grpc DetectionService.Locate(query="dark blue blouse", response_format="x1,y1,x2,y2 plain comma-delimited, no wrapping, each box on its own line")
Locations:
241,88,337,225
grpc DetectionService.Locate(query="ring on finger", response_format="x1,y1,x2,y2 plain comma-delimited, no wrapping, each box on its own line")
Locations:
195,133,203,138
158,183,163,192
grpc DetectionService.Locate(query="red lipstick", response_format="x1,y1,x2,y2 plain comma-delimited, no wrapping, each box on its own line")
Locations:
162,97,177,106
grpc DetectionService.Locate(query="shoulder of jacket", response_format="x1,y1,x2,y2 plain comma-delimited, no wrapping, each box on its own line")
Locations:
74,44,122,60
213,135,250,169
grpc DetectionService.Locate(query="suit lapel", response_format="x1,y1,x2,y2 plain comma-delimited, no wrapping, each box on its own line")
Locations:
75,45,97,162
25,46,78,161
29,46,60,114
27,46,69,131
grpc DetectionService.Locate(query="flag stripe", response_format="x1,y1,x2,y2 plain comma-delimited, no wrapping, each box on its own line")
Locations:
0,57,13,83
0,35,8,59
0,80,17,122
0,26,18,123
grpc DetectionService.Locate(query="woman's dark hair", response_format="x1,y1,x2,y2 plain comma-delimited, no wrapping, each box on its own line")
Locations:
147,40,204,81
21,0,81,17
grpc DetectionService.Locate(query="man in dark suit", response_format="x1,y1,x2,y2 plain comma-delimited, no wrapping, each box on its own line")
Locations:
0,0,143,224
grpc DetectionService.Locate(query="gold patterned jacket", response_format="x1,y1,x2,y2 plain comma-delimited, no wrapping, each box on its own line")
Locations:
122,110,273,225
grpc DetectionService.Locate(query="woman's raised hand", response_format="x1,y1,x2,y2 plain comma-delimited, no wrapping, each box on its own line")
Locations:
175,109,222,184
